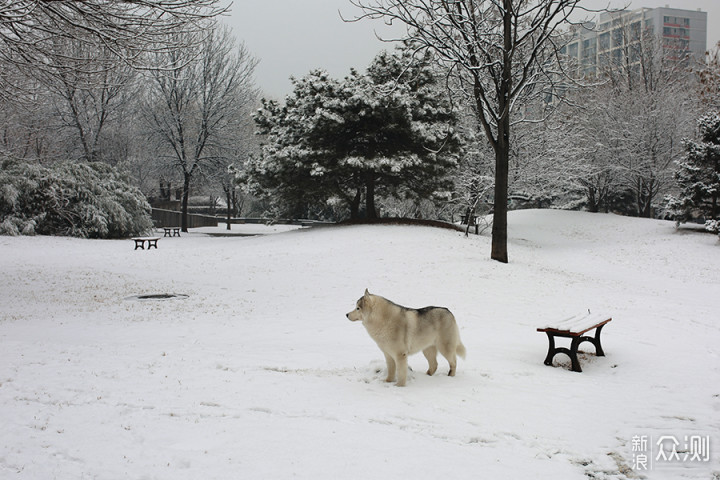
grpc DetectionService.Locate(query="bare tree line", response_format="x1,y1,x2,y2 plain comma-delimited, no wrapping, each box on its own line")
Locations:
1,0,711,262
1,1,259,231
347,0,706,262
0,1,228,77
348,0,589,262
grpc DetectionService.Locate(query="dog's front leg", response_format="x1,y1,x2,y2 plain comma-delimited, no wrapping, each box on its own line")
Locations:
395,352,409,387
383,352,396,383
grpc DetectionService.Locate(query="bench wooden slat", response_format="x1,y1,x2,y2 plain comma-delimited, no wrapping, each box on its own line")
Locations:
537,313,612,337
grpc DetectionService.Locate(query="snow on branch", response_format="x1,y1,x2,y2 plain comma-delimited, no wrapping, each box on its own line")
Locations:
0,0,228,73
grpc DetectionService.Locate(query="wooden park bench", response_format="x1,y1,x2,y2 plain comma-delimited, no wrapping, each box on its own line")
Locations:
131,237,160,250
537,312,612,372
162,226,181,237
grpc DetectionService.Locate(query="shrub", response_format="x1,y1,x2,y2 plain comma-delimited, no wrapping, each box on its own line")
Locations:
0,160,153,238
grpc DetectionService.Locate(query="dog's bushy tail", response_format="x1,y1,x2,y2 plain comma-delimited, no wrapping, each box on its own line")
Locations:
456,342,467,360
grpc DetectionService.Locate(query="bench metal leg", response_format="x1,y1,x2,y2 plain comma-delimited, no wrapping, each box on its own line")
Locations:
575,324,606,357
134,241,144,250
543,333,583,372
543,332,556,366
543,325,608,372
569,337,583,372
593,324,606,356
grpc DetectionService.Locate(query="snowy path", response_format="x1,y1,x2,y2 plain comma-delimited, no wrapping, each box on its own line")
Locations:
0,210,718,479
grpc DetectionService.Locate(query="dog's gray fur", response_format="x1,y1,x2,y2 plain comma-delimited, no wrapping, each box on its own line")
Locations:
346,289,466,386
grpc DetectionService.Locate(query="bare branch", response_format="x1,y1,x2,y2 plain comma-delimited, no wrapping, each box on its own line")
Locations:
0,0,229,76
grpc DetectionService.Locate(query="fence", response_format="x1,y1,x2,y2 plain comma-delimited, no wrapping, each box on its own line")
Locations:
151,208,218,228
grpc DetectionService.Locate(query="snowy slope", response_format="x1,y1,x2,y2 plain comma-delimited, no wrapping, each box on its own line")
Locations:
0,210,718,479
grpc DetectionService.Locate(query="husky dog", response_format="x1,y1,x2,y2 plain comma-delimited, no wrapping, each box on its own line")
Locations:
346,289,466,386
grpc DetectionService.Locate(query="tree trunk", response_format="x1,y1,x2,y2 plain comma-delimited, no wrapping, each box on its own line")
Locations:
491,145,509,263
365,176,378,219
225,187,232,230
714,156,719,220
636,178,653,218
181,173,191,232
586,184,599,213
490,1,512,264
350,188,361,220
599,186,609,213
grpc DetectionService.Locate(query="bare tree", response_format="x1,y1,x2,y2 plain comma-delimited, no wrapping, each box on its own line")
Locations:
0,1,228,168
0,77,58,162
0,1,227,77
569,92,622,213
593,31,695,217
142,24,258,231
696,42,720,111
349,0,584,263
23,38,138,163
507,106,589,209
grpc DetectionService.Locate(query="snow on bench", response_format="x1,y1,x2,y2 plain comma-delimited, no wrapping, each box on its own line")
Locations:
538,311,612,336
537,311,612,372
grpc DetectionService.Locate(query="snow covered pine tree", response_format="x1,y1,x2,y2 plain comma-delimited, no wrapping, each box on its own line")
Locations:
667,113,720,234
244,47,461,221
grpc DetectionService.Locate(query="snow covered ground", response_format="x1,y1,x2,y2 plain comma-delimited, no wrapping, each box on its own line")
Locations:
0,210,718,479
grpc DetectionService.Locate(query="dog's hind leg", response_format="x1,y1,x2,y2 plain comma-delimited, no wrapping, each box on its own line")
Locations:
446,353,458,377
383,352,396,383
423,346,438,376
439,343,458,377
395,352,409,386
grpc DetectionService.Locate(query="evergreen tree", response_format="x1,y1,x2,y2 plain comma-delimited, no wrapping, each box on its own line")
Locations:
667,113,720,230
243,48,461,220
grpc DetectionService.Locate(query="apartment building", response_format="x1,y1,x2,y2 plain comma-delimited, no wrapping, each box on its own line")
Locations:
563,6,707,77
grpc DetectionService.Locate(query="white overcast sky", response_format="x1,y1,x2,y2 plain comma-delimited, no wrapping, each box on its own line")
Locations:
224,0,720,100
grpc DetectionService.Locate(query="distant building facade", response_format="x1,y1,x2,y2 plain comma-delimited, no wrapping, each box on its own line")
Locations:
563,6,707,77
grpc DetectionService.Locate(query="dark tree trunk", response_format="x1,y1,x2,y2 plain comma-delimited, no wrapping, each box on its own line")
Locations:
491,144,509,264
490,1,512,264
350,188,361,220
225,187,232,230
714,155,719,220
181,173,191,232
365,176,378,219
586,185,599,213
636,178,654,218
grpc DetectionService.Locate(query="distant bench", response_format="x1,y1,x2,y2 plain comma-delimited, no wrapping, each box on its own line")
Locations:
131,237,160,250
537,312,612,372
162,226,181,237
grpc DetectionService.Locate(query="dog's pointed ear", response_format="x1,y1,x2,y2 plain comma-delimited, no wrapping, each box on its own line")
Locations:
363,289,373,306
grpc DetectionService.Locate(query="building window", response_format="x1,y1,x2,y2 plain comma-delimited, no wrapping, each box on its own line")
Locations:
664,16,691,28
599,32,610,50
568,43,578,58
